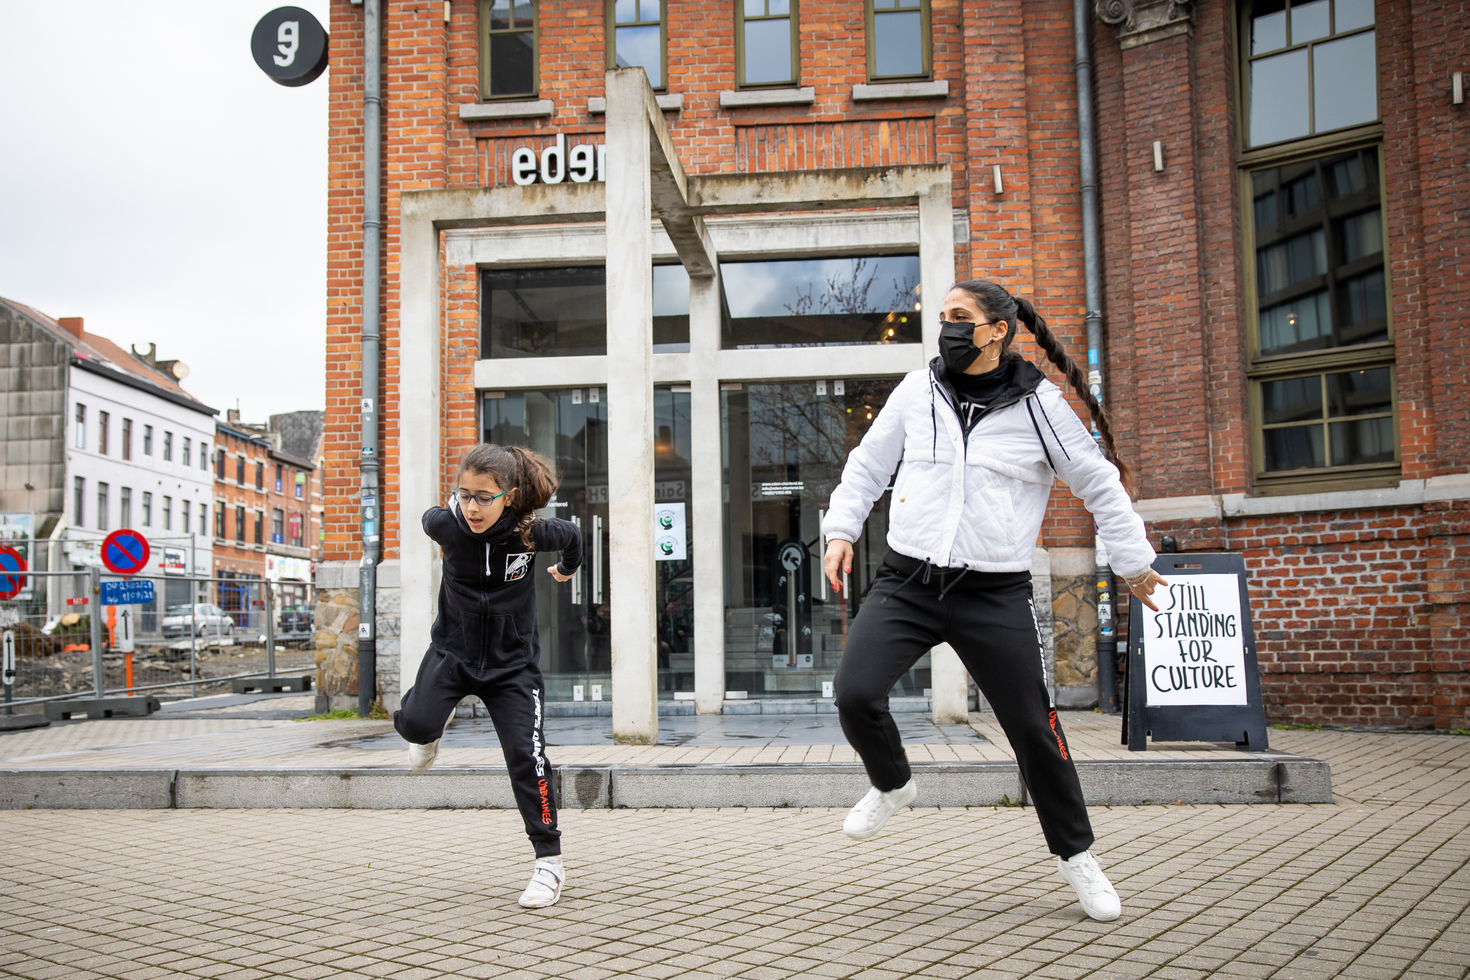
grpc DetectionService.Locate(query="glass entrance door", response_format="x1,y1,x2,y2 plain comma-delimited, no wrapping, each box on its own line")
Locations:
721,378,929,699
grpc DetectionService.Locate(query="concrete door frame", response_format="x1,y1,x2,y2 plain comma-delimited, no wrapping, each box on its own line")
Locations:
399,69,958,743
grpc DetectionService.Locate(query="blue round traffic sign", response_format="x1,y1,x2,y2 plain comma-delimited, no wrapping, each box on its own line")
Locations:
0,545,25,600
101,529,151,576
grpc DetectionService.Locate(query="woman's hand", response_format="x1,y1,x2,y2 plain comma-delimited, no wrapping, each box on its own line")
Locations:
547,565,575,583
824,539,853,593
1127,569,1169,612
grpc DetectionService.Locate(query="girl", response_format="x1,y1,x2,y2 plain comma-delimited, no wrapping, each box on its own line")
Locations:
821,280,1166,923
395,444,582,909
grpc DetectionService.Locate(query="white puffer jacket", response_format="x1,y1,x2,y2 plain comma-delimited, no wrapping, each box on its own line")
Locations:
822,360,1156,580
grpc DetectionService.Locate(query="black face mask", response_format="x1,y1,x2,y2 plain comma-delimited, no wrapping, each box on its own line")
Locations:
939,319,1000,373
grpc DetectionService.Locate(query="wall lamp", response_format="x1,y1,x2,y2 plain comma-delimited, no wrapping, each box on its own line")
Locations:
1454,72,1464,106
992,165,1004,195
1153,141,1165,172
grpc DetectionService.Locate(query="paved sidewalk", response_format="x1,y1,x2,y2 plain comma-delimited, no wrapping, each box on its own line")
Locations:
1,728,1466,979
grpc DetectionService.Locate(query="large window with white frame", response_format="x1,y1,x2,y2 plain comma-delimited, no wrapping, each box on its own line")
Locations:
1240,1,1393,491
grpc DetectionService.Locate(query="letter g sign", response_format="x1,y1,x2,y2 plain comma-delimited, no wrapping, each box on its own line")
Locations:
252,7,329,87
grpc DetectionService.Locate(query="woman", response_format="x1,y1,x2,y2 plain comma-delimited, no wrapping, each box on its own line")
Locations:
821,280,1165,922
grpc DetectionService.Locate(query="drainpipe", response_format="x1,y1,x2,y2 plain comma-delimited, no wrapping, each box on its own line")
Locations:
1074,0,1118,713
358,0,382,718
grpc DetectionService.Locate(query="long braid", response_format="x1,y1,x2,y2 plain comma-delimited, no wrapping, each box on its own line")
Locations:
1013,296,1136,498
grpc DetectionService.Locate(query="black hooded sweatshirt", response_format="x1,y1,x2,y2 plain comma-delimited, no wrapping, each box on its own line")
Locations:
422,501,583,666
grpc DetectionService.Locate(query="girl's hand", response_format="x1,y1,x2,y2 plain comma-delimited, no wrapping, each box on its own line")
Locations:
547,565,575,583
824,539,853,593
1127,570,1169,612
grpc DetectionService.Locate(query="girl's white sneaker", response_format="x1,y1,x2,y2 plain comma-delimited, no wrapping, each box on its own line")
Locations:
842,779,918,840
406,738,440,772
518,859,565,909
1057,851,1122,921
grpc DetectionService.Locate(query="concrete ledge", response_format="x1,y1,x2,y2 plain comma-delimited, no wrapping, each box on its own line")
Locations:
459,99,554,121
0,713,49,731
1278,757,1333,803
1074,760,1279,805
719,87,815,108
611,764,1017,808
588,93,683,114
0,769,174,809
174,768,519,809
851,80,949,101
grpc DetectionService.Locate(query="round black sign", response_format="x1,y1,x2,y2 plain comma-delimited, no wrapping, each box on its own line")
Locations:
251,7,329,87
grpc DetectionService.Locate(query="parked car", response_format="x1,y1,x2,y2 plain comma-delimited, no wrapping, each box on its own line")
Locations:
161,603,235,639
277,604,314,636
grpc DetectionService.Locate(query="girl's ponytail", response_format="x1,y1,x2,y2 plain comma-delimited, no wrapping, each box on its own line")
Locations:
507,446,560,546
1012,296,1136,498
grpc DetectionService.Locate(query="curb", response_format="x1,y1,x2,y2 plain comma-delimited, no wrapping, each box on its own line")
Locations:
0,757,1331,809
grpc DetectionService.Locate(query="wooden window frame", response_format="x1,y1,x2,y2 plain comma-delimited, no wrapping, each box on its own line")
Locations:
736,0,800,89
865,0,931,83
605,0,668,92
478,0,540,101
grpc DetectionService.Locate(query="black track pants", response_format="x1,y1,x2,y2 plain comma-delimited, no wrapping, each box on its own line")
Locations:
834,552,1093,858
395,649,560,857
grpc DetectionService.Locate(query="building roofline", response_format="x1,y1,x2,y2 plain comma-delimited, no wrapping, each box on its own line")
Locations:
268,447,317,470
71,355,219,417
215,422,274,447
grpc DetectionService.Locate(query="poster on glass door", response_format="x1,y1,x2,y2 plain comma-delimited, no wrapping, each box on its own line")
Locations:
654,503,686,561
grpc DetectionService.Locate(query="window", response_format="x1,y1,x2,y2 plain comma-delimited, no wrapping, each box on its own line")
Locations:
255,461,264,490
254,511,264,545
96,483,108,530
480,0,537,99
74,404,85,449
272,509,285,544
143,425,153,456
120,487,132,528
1243,0,1376,147
235,505,246,542
720,256,922,349
122,418,132,460
215,502,225,539
163,496,172,531
98,411,109,455
607,0,665,90
738,0,798,87
867,0,929,81
74,477,85,525
216,449,226,479
142,491,153,527
200,442,208,471
482,265,691,358
295,472,305,500
275,464,283,493
163,431,173,462
183,437,191,468
200,504,209,537
290,512,304,548
181,500,190,536
236,455,246,485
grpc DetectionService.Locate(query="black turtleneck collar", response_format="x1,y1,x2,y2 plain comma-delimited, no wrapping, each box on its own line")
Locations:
448,497,520,544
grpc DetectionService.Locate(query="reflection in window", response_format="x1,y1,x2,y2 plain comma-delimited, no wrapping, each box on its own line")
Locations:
1260,367,1393,472
740,0,796,87
480,265,690,358
1251,149,1385,357
870,0,926,79
611,0,663,89
720,256,921,349
481,0,537,98
1245,0,1376,146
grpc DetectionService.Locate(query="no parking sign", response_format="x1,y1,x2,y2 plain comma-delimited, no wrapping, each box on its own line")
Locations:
0,545,26,600
101,529,151,576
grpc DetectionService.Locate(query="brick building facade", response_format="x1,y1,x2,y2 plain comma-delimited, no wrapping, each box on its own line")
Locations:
318,0,1468,728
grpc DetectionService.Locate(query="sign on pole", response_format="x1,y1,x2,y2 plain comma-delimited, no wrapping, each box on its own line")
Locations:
251,7,329,87
1124,552,1269,751
0,545,26,601
101,579,156,607
2,629,15,686
115,607,135,654
101,529,151,576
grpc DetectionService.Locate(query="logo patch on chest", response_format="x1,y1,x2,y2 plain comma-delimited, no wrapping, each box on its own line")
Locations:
504,552,533,582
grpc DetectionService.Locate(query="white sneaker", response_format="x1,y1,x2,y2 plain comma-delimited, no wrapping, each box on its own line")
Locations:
1057,851,1122,921
406,739,440,772
518,859,565,909
842,779,918,840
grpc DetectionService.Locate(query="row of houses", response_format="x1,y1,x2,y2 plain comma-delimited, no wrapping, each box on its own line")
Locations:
1,297,324,624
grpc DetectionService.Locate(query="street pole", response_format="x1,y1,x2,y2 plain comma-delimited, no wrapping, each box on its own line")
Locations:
89,565,104,700
357,0,383,718
265,579,276,679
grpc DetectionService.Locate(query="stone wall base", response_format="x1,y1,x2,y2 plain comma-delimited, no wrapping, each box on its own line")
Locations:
314,560,402,714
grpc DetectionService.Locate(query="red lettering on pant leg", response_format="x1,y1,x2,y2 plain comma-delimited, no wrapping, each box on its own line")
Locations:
1049,710,1069,761
539,778,552,824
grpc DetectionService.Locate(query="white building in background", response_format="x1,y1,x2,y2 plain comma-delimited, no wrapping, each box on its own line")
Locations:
58,319,218,612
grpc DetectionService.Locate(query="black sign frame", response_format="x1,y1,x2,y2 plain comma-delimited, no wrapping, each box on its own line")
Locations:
1123,552,1270,751
252,7,330,88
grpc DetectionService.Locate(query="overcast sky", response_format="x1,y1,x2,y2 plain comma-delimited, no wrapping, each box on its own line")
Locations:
0,1,331,423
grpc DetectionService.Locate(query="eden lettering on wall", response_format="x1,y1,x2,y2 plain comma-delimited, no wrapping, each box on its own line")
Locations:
1140,574,1248,707
511,134,607,186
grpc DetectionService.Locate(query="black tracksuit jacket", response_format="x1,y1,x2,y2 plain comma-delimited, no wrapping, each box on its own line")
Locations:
394,502,582,857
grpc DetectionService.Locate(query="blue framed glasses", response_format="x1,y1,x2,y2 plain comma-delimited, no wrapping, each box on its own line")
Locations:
454,488,511,506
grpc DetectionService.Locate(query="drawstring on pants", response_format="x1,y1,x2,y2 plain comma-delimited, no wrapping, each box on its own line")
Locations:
882,559,933,604
880,560,970,603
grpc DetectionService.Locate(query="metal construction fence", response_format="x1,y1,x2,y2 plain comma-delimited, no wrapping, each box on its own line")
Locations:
1,568,316,710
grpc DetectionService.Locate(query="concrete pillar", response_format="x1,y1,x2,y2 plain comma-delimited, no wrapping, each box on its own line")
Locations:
689,270,724,714
397,206,441,694
918,178,967,724
604,69,659,744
